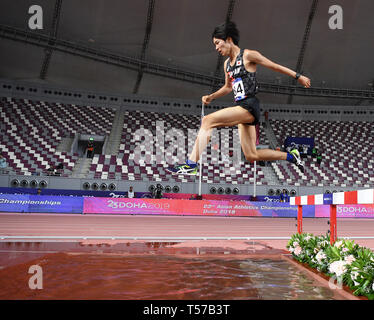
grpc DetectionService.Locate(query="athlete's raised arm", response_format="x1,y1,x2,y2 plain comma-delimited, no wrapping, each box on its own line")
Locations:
245,49,311,88
202,59,232,105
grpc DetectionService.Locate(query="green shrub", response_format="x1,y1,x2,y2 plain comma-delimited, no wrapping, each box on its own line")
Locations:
287,233,374,300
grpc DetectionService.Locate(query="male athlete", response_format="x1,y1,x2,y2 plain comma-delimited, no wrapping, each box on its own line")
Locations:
167,21,311,175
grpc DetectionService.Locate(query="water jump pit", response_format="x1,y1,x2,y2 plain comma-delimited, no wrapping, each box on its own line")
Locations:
0,239,360,300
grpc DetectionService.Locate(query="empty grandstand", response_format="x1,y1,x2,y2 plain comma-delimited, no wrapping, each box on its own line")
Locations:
1,82,373,196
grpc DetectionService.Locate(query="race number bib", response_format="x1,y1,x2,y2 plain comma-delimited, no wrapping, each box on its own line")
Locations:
232,77,246,101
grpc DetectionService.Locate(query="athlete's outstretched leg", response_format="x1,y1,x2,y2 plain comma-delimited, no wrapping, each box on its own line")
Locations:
238,124,304,172
167,106,254,175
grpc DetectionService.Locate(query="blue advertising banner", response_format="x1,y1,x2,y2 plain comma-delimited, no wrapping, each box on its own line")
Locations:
323,193,333,205
0,194,30,212
42,189,128,198
1,191,372,219
0,187,39,195
284,137,315,155
255,195,283,202
0,187,127,198
298,205,319,218
0,194,83,213
254,202,298,217
0,188,285,201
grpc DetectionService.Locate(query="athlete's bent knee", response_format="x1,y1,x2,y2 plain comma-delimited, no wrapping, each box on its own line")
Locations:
245,152,259,162
201,115,213,129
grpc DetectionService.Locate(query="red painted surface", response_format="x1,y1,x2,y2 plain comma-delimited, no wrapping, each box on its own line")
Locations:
307,195,314,205
344,191,357,205
1,213,373,251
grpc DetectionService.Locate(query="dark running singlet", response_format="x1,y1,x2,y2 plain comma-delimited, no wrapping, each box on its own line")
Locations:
226,49,259,102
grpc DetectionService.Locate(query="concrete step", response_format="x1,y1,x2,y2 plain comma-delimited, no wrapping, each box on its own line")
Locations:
71,157,92,178
56,137,74,152
264,120,280,149
104,109,126,155
262,164,281,185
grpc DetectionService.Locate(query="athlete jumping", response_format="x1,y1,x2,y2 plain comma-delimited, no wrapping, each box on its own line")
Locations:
167,21,311,175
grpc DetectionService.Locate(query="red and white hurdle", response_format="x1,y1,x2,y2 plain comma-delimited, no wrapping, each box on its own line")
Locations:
290,189,374,244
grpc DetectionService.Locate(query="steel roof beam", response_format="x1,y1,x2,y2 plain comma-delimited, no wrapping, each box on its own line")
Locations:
133,0,155,94
1,25,373,100
39,0,63,80
287,0,319,104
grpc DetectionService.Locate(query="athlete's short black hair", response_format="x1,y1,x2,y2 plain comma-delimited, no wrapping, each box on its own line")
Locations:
212,21,240,45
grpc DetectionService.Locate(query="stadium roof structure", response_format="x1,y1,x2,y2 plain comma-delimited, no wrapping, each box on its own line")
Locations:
0,0,373,106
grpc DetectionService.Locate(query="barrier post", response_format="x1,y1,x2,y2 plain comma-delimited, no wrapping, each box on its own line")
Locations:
291,189,374,245
297,205,303,234
330,204,337,244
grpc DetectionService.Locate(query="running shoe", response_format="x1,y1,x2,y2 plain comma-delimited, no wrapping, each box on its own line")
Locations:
166,164,198,175
290,149,305,173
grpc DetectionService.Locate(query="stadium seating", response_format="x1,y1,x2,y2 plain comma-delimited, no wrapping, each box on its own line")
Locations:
270,119,374,187
0,97,115,176
88,110,270,185
3,96,371,188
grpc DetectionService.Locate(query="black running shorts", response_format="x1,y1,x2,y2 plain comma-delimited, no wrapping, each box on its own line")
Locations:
235,96,260,126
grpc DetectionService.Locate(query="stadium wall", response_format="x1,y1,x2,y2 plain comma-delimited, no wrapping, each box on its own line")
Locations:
0,173,363,197
1,78,374,120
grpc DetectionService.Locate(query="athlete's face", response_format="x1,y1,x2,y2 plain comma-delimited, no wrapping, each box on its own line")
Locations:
213,37,229,56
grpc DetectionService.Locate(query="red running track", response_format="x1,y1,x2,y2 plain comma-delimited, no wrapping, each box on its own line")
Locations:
0,213,373,250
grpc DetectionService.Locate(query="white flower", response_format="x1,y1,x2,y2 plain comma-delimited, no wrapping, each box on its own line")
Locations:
372,282,374,292
305,236,311,241
289,247,294,253
334,241,343,248
329,260,348,277
319,240,329,247
344,255,356,264
293,241,299,247
316,251,327,263
351,271,359,281
294,246,302,256
342,247,349,253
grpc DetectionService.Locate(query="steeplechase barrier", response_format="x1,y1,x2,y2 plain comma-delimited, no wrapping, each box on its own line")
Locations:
290,188,374,244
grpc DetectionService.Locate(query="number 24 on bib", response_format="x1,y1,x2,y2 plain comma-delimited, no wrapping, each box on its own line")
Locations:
233,78,246,101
